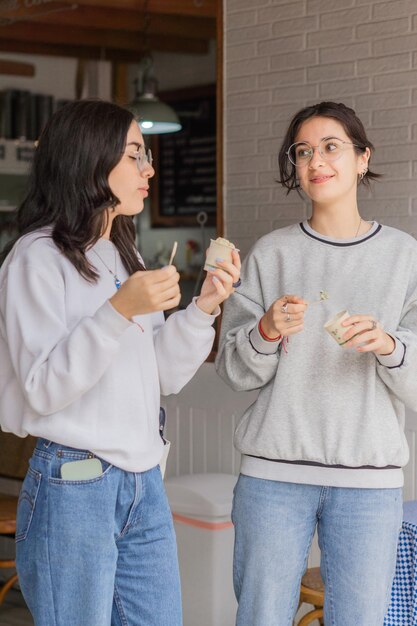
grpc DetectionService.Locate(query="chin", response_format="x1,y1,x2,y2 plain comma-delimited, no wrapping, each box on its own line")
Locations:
309,188,340,203
120,204,145,217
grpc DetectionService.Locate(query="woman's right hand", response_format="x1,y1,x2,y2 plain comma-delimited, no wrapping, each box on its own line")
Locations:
110,265,181,319
261,294,307,339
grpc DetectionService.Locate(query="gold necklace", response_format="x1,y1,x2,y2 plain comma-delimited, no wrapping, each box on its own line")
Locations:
354,217,362,237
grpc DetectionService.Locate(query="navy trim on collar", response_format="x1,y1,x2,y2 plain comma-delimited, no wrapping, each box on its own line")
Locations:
299,222,382,247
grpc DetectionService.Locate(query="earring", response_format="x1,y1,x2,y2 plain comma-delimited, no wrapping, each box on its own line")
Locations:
359,167,368,181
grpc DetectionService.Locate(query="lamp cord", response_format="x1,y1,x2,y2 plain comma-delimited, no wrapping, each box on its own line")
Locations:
193,211,208,298
142,0,151,58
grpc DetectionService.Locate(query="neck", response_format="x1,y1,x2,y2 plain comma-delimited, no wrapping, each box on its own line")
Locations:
309,202,365,239
101,211,115,240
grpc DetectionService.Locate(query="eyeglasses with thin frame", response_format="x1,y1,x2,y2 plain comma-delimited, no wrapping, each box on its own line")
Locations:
286,137,361,167
129,146,153,172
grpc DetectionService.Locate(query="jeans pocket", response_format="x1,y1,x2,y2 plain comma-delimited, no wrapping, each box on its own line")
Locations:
49,452,113,484
15,467,41,543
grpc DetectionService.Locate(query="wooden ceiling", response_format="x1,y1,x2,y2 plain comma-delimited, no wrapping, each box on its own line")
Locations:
0,0,218,62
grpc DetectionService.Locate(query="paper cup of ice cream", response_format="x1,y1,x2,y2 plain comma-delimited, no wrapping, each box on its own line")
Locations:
204,237,238,271
324,310,354,346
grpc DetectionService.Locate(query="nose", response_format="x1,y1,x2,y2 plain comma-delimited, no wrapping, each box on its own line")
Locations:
308,146,325,168
141,163,155,178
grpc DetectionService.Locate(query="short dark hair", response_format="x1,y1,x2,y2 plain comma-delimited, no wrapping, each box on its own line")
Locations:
278,101,381,194
2,99,145,278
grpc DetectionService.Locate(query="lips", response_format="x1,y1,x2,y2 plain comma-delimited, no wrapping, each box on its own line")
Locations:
310,175,334,183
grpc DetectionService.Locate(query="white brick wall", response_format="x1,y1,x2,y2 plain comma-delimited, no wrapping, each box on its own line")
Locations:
224,0,417,257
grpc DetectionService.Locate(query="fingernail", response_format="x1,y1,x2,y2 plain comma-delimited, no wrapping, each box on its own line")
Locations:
215,257,225,263
212,276,220,283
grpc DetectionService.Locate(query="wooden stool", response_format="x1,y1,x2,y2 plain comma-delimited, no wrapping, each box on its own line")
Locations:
297,567,324,626
0,494,19,605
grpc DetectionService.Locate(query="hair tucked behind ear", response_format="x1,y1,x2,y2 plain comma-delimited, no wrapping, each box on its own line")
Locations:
1,99,145,278
277,101,381,195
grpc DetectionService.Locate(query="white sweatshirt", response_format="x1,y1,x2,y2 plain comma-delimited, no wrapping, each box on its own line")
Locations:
0,230,218,472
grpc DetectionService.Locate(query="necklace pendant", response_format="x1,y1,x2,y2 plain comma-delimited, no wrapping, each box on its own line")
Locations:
114,276,122,289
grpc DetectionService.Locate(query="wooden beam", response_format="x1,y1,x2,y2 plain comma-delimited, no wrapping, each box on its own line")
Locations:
148,0,217,18
0,0,217,17
0,1,76,23
0,37,208,61
24,6,216,40
0,59,34,76
56,0,217,18
0,23,209,54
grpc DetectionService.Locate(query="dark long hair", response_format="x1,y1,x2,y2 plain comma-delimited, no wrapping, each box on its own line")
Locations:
278,101,381,194
1,99,145,279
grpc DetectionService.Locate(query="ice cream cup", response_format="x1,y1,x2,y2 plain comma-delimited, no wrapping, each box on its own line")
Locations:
204,237,238,271
324,310,355,346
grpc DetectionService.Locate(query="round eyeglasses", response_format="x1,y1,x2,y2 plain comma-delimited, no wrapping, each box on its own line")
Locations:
132,147,153,172
286,137,361,167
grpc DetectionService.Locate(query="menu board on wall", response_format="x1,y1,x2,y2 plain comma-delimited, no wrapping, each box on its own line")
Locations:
151,85,216,227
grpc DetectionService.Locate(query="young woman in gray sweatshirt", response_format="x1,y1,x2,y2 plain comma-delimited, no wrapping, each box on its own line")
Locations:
216,101,416,626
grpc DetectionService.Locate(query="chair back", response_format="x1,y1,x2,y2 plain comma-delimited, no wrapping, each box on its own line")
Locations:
0,431,36,480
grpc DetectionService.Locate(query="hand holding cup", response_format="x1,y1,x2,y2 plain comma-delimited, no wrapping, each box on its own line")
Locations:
324,310,395,355
197,248,241,314
204,237,239,271
340,313,395,355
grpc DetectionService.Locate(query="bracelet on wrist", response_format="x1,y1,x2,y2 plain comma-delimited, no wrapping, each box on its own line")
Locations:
258,319,282,342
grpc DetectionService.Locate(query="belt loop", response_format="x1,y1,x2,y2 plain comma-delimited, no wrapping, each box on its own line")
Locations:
159,407,167,442
43,440,52,449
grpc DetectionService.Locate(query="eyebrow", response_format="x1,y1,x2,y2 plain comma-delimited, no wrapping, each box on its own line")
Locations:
126,141,143,150
296,135,343,144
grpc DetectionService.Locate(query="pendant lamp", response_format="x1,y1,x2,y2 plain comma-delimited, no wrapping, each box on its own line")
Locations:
129,56,182,135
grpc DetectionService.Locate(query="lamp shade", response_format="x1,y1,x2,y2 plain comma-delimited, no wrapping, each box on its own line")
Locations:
130,94,182,135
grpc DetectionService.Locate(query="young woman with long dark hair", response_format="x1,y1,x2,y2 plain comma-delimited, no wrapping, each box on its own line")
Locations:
216,101,417,625
0,99,240,626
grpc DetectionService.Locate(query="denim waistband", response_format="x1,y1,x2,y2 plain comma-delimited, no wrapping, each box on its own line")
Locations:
35,438,92,456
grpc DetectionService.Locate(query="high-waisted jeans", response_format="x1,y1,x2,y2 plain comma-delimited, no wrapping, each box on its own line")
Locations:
15,438,181,626
232,474,402,626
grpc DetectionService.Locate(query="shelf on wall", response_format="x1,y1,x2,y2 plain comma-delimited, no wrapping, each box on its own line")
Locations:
0,139,34,175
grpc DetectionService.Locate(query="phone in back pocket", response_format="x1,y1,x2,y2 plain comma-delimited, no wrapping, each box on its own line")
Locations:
60,458,102,480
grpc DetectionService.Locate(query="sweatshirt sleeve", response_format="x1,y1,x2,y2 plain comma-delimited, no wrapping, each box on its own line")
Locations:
0,261,131,416
153,298,218,396
376,304,417,412
376,252,417,411
215,250,281,392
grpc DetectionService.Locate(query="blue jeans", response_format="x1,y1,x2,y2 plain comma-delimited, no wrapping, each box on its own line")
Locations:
232,474,402,626
15,439,182,626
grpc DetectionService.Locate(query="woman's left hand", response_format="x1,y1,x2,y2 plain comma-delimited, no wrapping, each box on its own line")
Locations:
342,314,395,355
196,249,241,315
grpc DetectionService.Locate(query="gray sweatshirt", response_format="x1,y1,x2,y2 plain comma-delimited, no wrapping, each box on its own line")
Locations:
215,221,417,488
